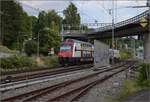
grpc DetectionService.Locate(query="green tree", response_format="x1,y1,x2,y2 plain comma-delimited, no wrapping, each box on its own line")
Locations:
33,10,62,55
30,16,38,36
24,40,37,56
39,26,61,55
50,22,61,52
63,3,80,30
46,10,62,32
34,10,62,34
1,0,31,50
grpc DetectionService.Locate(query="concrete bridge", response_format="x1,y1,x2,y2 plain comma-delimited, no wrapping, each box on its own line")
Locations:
63,10,150,63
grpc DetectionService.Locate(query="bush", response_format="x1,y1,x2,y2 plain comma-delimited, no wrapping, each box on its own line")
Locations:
42,56,59,67
1,55,37,69
137,63,150,87
1,57,15,68
120,49,133,60
20,56,36,67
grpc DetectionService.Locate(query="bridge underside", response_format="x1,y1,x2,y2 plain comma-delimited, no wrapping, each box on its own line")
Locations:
88,23,149,39
63,23,149,40
63,14,149,40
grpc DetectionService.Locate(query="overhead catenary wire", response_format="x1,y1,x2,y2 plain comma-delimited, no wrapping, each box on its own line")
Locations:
73,1,98,23
97,1,112,18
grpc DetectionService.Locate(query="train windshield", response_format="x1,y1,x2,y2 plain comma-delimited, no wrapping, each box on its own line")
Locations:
60,45,72,51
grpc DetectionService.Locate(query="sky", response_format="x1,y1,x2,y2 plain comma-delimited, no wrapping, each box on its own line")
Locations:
18,0,148,27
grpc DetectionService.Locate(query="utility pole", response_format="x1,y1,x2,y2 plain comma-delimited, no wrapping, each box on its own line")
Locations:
147,0,150,7
61,23,64,41
148,0,150,63
112,0,115,64
37,30,40,58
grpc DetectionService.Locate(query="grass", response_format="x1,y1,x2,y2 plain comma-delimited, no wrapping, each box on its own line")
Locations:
105,80,141,102
114,80,141,102
106,63,150,102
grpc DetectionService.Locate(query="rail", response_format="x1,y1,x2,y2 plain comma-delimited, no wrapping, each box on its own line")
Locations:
1,62,135,102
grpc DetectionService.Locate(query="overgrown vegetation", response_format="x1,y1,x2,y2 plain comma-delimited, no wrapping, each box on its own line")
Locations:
42,56,60,67
109,80,140,102
120,49,133,60
108,63,150,102
1,55,37,69
0,55,60,75
136,63,150,87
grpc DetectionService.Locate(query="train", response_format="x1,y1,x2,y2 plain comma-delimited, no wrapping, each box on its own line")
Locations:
58,39,120,65
58,39,94,66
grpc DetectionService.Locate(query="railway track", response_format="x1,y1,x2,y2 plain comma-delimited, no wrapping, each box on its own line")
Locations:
1,61,136,102
0,64,93,92
0,64,93,84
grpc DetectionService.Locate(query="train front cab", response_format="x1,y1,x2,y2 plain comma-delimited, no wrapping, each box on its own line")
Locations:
58,42,77,65
58,39,94,65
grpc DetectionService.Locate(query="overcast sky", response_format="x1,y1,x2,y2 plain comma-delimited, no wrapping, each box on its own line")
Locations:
18,0,148,25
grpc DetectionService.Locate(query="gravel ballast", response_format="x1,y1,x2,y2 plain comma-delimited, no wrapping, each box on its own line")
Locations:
1,69,94,100
1,66,132,102
79,70,129,102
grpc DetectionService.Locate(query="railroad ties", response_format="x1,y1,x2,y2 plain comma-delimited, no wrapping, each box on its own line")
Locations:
1,61,136,102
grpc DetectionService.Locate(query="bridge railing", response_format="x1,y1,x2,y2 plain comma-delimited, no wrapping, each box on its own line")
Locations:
87,10,149,34
63,10,149,36
115,10,148,28
62,30,88,35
